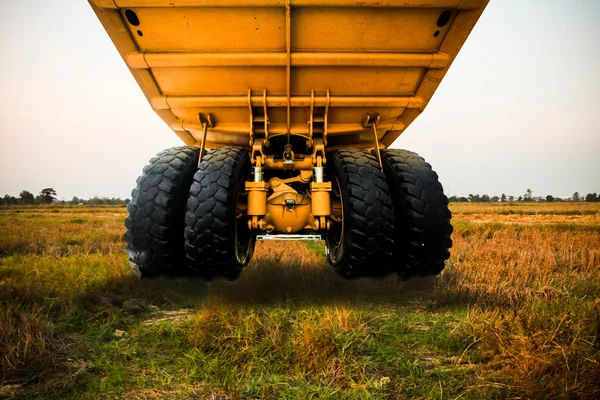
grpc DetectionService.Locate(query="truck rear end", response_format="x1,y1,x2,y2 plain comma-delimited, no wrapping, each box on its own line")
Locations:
90,0,488,279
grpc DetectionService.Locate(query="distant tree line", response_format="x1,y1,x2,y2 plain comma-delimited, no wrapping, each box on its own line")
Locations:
2,188,598,206
449,189,600,203
0,188,129,206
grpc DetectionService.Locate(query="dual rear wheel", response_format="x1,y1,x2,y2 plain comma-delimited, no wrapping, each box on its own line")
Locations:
125,146,253,279
125,146,452,279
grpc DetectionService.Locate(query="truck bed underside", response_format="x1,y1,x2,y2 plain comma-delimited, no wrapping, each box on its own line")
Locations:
90,0,488,150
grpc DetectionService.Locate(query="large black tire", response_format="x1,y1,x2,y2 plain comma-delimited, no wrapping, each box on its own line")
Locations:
325,149,395,278
379,149,453,277
185,147,255,280
124,146,200,278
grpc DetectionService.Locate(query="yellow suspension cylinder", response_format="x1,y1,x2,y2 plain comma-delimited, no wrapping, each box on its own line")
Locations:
311,181,332,217
246,181,268,216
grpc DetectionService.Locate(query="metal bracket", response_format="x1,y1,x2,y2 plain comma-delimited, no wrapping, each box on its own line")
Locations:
307,88,315,147
307,88,329,152
364,113,383,171
248,88,254,146
263,87,270,146
323,88,330,146
198,113,214,164
312,138,326,167
199,112,214,128
251,138,266,167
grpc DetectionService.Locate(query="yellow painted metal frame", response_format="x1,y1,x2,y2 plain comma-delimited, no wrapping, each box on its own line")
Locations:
89,0,489,150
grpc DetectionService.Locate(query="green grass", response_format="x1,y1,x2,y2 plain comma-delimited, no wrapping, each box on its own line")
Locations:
1,204,599,399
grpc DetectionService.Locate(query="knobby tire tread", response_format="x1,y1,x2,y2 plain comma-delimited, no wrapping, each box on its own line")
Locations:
184,147,253,280
379,149,453,277
124,146,200,278
327,149,395,278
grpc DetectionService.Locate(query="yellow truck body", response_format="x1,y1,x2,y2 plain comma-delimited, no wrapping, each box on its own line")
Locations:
93,0,489,280
90,0,488,150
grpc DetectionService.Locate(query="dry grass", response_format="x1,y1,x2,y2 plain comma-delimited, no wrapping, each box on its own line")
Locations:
437,203,600,398
450,201,600,216
0,307,57,384
0,206,124,257
188,304,373,385
0,202,599,398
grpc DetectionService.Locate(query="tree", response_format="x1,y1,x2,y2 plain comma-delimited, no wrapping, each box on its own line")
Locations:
468,193,481,202
585,193,598,202
524,188,533,202
490,195,500,202
87,196,103,205
509,195,515,202
3,194,18,205
449,196,468,202
501,193,506,202
546,195,554,202
480,194,490,202
573,192,580,202
518,196,523,201
39,188,57,204
19,190,35,205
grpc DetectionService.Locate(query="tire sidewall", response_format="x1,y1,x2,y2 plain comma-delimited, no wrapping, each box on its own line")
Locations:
325,153,352,273
230,150,254,268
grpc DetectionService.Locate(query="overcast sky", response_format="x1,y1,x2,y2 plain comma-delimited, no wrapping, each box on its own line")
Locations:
0,0,598,200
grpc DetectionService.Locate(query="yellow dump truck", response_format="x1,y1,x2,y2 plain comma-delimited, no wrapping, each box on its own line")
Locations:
90,0,488,279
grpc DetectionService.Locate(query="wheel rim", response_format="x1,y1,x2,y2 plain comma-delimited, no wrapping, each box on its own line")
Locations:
328,175,344,253
234,181,252,265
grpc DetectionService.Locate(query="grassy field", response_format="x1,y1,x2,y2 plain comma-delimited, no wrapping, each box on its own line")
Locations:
1,203,599,399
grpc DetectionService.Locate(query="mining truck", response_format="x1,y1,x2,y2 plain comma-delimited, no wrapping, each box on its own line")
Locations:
90,0,488,279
